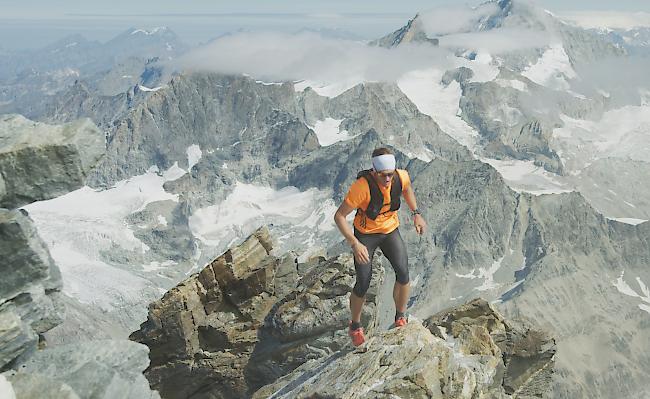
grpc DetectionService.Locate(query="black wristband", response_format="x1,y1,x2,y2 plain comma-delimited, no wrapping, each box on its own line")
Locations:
411,209,420,217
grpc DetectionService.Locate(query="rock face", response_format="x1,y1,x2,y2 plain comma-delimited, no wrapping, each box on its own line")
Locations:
6,340,159,399
0,115,159,398
0,208,63,369
423,299,555,397
404,157,650,399
0,114,104,208
130,226,385,398
253,298,554,399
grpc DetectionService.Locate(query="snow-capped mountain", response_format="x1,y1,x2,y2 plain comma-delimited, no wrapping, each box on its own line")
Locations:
3,1,650,398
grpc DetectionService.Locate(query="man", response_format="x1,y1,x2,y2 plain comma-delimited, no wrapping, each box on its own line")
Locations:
334,147,426,346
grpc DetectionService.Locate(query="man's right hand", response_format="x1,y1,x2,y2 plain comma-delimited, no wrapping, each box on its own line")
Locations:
352,241,370,264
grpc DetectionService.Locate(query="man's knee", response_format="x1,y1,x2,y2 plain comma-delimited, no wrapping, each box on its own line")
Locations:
395,270,409,285
353,281,371,297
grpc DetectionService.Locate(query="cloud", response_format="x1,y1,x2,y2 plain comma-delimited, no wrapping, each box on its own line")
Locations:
418,3,501,36
572,56,650,105
559,11,650,30
172,31,452,84
438,28,552,53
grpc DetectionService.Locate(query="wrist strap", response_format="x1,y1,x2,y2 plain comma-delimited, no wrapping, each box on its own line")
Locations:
411,209,420,217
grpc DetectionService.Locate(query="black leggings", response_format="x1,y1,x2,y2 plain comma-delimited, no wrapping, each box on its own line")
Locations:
352,228,409,297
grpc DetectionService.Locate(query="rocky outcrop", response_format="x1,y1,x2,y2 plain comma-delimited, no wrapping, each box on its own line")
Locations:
253,298,554,399
0,208,63,368
130,226,384,398
423,299,555,397
0,114,104,208
5,340,159,399
0,116,159,398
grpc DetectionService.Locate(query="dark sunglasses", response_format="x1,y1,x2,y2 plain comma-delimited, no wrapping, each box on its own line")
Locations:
377,171,394,178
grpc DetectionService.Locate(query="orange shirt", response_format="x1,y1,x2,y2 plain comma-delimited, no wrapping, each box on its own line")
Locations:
344,169,411,234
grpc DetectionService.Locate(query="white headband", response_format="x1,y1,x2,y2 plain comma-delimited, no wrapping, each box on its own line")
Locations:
372,154,396,172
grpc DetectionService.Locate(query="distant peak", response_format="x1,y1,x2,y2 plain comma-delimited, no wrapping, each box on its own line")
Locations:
130,27,170,36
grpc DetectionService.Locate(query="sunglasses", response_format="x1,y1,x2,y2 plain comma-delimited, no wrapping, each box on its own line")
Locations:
376,171,394,179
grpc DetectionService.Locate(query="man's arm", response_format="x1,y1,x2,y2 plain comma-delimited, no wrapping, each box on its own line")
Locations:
334,202,370,264
403,185,427,235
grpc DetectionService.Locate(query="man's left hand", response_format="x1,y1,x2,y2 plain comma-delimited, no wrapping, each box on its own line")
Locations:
414,214,427,235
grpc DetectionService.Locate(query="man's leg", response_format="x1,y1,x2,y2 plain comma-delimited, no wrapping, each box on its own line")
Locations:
393,280,410,315
350,230,382,325
379,229,410,321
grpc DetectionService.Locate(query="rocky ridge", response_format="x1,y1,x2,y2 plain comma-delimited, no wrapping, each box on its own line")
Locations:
0,116,159,399
132,224,556,399
130,226,385,398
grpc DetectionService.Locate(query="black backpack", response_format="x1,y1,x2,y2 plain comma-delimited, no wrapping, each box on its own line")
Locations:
356,170,402,220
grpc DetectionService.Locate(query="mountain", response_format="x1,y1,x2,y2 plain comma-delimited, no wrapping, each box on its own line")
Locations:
3,1,650,398
0,27,188,122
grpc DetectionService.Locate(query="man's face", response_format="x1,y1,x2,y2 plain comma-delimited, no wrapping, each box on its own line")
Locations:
373,169,395,188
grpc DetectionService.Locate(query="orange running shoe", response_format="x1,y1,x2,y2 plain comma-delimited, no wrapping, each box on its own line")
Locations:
348,322,365,346
394,316,408,327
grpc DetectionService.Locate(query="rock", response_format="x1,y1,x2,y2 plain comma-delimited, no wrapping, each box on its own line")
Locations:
4,372,80,399
253,299,555,399
423,298,556,397
0,307,37,370
0,114,104,208
0,209,63,369
16,340,159,399
131,226,384,398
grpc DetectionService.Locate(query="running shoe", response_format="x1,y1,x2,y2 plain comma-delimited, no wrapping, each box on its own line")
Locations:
348,321,366,346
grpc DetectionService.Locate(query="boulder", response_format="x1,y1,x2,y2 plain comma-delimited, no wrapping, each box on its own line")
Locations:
0,114,104,208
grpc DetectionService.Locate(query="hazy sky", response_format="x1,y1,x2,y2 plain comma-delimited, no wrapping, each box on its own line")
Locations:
2,0,650,49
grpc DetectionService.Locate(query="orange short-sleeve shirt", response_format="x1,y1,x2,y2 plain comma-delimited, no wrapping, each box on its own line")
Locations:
344,169,411,234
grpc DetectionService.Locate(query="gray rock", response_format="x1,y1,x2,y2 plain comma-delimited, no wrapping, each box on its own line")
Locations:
254,299,555,399
0,209,63,369
0,115,104,208
5,372,80,399
17,340,159,399
0,306,37,370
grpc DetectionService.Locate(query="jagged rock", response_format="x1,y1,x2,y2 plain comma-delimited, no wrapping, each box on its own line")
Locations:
14,340,159,399
130,226,384,398
0,209,63,369
0,307,37,370
423,299,556,397
4,372,80,399
0,114,104,208
253,299,554,399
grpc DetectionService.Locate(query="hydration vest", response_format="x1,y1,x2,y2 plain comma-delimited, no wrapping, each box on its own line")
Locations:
356,169,402,220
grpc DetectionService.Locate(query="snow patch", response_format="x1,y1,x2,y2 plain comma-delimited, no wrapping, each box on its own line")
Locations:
189,182,336,248
23,166,181,310
0,375,15,399
187,144,202,170
162,162,187,181
311,118,355,146
613,271,650,315
138,85,164,92
481,158,572,195
294,78,362,98
397,68,480,152
494,79,528,92
474,257,504,291
608,217,647,225
522,44,576,90
157,215,168,226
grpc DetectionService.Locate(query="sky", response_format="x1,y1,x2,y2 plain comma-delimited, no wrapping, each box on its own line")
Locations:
1,0,650,49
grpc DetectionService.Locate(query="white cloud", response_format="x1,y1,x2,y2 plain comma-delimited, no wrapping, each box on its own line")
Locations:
560,11,650,30
438,28,551,53
172,31,453,85
418,3,501,36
